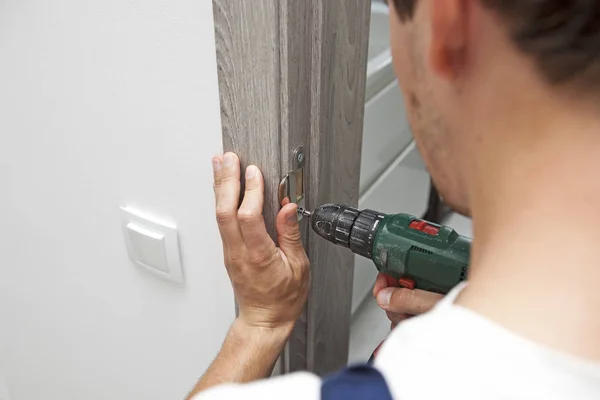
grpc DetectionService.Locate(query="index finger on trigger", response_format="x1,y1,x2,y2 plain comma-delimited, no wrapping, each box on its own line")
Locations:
372,273,389,298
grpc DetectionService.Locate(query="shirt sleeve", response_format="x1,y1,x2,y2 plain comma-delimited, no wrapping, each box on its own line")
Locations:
192,372,321,400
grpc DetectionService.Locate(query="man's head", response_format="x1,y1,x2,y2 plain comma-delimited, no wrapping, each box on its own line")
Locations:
388,0,600,215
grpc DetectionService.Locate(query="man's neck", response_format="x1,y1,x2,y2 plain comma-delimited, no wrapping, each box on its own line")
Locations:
456,97,600,361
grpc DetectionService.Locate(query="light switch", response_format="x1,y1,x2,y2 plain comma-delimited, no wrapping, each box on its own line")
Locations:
120,206,184,283
126,222,169,272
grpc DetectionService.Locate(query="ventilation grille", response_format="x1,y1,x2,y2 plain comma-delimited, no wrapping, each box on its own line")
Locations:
410,246,433,255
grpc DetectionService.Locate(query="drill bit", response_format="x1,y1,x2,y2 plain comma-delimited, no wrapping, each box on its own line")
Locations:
298,207,312,218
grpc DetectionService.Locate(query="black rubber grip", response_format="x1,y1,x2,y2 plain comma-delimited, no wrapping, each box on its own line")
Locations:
349,209,382,258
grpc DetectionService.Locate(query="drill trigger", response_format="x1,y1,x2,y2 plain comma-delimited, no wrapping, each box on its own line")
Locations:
399,277,416,290
384,274,416,290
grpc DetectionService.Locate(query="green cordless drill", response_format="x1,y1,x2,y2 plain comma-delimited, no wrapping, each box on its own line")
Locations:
300,204,471,294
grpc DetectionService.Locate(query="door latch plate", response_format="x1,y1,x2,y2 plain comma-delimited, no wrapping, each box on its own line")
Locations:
278,146,306,220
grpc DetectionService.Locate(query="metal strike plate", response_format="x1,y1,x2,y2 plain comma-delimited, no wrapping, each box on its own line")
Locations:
278,146,306,220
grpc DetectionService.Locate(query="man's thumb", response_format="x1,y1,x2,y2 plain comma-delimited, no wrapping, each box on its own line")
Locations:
276,203,305,255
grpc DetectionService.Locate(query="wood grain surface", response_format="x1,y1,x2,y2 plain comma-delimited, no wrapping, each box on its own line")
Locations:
278,0,313,373
306,0,371,375
212,0,370,375
212,0,281,240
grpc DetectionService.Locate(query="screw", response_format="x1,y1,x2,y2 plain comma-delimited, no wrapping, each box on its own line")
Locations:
297,151,304,164
298,208,312,218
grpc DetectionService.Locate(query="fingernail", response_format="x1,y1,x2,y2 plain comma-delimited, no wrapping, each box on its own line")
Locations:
287,209,298,223
377,288,393,307
212,158,222,172
246,165,257,180
224,153,235,168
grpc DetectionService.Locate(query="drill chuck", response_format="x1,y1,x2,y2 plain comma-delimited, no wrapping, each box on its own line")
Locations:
310,204,384,258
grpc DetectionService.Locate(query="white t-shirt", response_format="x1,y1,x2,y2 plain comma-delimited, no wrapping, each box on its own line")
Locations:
196,284,600,399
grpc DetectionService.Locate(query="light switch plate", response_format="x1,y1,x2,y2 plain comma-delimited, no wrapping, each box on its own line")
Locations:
120,206,184,283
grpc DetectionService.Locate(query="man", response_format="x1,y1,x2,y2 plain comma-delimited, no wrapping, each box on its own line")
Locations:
189,0,600,398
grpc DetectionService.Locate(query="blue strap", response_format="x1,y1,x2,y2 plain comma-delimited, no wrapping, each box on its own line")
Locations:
321,364,394,400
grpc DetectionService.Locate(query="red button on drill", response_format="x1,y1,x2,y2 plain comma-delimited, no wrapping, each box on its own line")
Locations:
409,220,426,230
409,220,440,235
422,224,440,235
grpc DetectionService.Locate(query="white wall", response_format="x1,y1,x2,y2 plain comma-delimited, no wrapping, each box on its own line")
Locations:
0,1,234,399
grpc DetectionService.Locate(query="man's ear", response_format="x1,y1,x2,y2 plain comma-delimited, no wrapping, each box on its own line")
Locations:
429,0,469,82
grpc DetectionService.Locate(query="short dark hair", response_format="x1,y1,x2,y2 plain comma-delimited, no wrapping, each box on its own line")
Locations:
392,0,600,86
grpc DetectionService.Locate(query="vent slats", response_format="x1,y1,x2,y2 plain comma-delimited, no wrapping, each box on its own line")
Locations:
410,245,433,255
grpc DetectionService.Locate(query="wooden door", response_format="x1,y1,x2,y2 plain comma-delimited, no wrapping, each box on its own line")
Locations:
212,0,371,375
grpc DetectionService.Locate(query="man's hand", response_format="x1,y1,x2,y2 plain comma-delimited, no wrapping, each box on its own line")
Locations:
213,152,310,331
372,273,443,328
188,153,310,397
